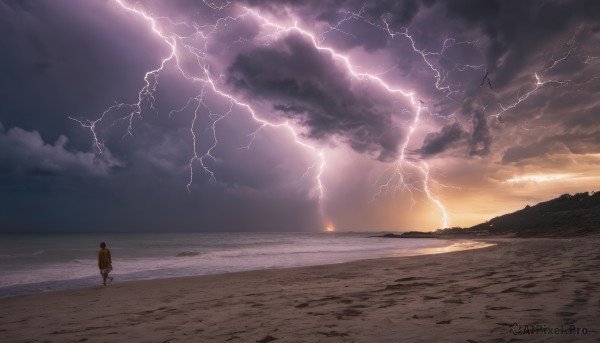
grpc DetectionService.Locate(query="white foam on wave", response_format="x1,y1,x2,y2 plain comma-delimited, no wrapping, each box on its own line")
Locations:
0,233,493,296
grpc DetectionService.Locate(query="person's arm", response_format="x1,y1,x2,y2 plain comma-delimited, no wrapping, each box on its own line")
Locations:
108,249,112,265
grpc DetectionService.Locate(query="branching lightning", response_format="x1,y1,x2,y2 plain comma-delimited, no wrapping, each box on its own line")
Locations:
71,0,330,223
489,30,578,121
69,0,499,230
491,73,570,120
245,8,454,228
323,6,485,98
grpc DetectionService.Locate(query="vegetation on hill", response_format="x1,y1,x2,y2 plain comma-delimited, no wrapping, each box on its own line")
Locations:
443,191,600,237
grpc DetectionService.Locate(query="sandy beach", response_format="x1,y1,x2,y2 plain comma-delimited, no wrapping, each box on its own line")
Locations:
1,237,598,343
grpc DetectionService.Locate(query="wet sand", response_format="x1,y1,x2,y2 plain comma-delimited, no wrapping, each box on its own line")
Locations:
1,237,598,342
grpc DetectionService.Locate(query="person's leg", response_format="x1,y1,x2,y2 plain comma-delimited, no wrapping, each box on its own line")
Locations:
102,271,108,286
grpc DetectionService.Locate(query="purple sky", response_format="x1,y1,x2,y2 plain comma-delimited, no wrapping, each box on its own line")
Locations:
1,0,599,232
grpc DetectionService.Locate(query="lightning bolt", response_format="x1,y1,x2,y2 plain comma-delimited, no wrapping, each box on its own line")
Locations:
320,9,479,228
245,8,452,228
322,7,485,98
70,0,329,226
491,73,570,121
71,1,456,230
331,8,580,230
487,29,578,121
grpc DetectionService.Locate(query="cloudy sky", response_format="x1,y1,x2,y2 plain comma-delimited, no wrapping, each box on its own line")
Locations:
1,0,599,232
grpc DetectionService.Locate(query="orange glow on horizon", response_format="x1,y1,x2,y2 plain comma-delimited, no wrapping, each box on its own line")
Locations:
504,173,574,184
325,224,335,232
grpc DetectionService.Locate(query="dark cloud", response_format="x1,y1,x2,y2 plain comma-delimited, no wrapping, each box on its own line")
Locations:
0,123,121,177
0,0,171,150
0,1,323,232
448,98,493,157
419,122,465,157
321,0,425,28
328,0,423,51
502,140,559,164
226,33,402,161
1,0,598,232
364,0,421,28
502,132,600,163
469,108,491,157
437,0,600,86
242,0,426,51
552,101,600,133
240,0,599,88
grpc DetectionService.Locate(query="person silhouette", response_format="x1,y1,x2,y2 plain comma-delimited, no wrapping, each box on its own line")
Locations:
98,242,113,286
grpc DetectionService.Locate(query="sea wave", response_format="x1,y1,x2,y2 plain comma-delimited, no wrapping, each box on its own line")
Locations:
0,250,45,258
176,251,200,257
0,233,493,298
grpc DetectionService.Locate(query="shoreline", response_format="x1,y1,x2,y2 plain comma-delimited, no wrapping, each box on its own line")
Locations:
1,237,598,342
0,237,492,299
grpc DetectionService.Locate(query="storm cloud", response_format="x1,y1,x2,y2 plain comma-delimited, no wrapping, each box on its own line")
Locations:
0,123,121,177
0,0,598,232
419,123,465,157
226,34,403,161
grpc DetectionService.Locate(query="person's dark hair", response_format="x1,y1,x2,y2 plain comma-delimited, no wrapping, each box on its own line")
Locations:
100,242,106,248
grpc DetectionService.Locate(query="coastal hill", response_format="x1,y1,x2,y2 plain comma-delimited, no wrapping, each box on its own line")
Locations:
392,191,599,238
461,191,600,237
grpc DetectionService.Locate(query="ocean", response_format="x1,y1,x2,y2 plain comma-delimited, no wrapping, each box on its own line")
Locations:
0,232,488,298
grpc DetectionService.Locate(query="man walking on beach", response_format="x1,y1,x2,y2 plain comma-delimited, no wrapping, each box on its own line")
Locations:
98,242,113,286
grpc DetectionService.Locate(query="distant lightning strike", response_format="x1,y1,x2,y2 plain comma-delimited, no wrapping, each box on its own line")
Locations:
319,9,458,228
247,8,450,228
331,8,574,228
491,73,570,120
72,1,452,229
489,32,576,121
